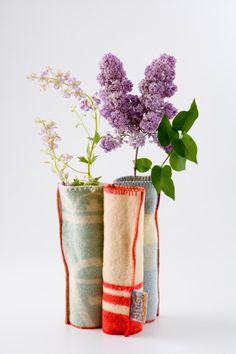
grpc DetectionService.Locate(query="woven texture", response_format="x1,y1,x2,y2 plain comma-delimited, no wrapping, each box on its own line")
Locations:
114,176,160,322
103,184,145,336
57,185,104,328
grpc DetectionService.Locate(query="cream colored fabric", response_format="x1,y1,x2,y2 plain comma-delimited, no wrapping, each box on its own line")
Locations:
103,189,144,287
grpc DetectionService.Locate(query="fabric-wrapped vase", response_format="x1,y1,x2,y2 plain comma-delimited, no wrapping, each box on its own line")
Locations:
114,176,160,322
102,184,147,336
57,184,104,328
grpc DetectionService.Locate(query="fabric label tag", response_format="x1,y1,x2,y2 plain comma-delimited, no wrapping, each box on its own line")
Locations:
130,290,148,323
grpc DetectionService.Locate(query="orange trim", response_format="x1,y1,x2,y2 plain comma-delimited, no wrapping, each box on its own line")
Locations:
125,188,145,337
155,193,161,317
56,186,70,325
104,184,144,196
103,281,143,292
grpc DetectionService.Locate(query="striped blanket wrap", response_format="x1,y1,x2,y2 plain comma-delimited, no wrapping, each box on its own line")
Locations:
102,184,147,336
115,176,160,322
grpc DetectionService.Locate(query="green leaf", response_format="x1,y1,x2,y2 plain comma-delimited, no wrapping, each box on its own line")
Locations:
157,115,179,146
93,131,101,144
151,165,172,193
135,158,152,173
172,139,186,158
158,116,171,146
162,165,172,179
172,99,198,132
151,166,162,193
89,176,102,185
182,133,198,163
78,156,88,164
169,151,186,171
71,178,84,186
162,178,175,200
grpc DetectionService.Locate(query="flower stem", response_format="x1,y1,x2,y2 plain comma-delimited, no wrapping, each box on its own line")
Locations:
87,107,99,180
73,110,91,137
161,150,173,167
133,147,139,179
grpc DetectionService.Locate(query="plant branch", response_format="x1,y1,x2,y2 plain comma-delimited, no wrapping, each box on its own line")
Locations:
161,150,174,167
133,147,139,179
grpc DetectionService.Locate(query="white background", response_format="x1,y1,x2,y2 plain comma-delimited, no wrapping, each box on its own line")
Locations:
1,0,236,353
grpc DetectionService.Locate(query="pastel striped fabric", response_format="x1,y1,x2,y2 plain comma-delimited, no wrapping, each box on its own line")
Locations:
57,185,104,328
115,176,160,322
103,184,145,336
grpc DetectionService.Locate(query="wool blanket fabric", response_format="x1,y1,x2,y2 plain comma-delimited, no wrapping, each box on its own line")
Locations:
114,176,160,322
103,184,147,336
57,185,104,328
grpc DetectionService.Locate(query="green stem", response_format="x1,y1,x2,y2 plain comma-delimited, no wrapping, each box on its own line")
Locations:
74,111,91,137
87,107,99,180
64,163,87,174
161,150,174,167
133,148,139,179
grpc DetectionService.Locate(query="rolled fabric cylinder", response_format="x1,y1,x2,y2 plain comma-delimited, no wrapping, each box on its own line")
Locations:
103,184,147,336
114,176,160,322
57,184,104,329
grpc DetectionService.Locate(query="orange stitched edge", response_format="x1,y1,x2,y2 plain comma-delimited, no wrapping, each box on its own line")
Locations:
56,186,70,325
155,193,161,317
104,184,144,196
125,188,145,337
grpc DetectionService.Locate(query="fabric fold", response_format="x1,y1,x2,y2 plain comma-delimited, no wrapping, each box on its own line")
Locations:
103,184,146,336
57,184,104,328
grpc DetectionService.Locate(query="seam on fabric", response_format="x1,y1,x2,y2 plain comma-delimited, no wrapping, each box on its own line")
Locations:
125,188,144,337
56,185,70,325
155,193,161,317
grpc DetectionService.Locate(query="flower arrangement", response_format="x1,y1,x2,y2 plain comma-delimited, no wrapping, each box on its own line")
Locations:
29,54,198,198
28,67,102,185
28,54,199,336
97,53,199,200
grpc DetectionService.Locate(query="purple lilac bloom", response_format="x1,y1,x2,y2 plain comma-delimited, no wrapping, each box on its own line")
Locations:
139,112,161,133
142,54,177,98
163,144,173,153
129,131,146,148
100,133,122,152
162,102,177,119
97,53,178,153
97,53,135,132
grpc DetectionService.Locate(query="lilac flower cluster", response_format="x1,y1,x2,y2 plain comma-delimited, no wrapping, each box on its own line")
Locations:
100,133,122,152
97,53,177,152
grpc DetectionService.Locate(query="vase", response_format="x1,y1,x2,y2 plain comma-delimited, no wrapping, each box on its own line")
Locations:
102,184,146,336
114,176,160,322
57,184,104,328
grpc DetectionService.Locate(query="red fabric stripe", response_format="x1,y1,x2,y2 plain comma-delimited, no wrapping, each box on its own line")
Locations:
102,310,143,336
103,292,130,306
103,281,143,292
